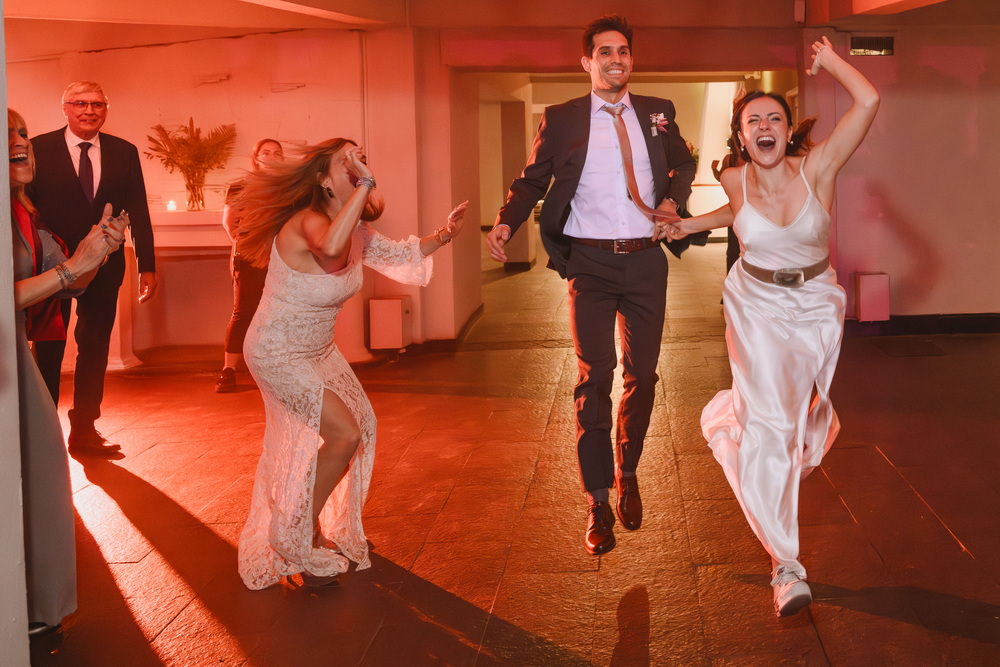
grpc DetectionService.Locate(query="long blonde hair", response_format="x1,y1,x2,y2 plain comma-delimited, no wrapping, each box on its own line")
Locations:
8,108,36,214
237,138,384,267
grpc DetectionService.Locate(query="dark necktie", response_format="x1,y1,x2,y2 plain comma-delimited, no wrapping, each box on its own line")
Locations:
602,104,663,218
79,141,94,203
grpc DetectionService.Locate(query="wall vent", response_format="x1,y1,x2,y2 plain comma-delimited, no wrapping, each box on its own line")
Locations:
850,36,894,56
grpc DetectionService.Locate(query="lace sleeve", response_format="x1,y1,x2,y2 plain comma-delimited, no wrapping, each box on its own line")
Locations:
358,224,433,286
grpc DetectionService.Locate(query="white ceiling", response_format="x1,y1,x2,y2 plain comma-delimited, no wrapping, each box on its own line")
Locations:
4,0,405,62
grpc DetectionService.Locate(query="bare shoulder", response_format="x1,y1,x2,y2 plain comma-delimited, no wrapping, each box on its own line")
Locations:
294,208,331,236
720,166,742,201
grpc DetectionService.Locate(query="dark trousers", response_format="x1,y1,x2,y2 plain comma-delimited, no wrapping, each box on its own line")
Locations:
566,242,667,492
224,256,268,355
34,254,125,429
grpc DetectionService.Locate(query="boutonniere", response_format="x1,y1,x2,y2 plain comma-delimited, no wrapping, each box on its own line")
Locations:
649,113,669,137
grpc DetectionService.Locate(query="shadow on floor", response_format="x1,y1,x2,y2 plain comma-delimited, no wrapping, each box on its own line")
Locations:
33,459,595,665
736,573,1000,645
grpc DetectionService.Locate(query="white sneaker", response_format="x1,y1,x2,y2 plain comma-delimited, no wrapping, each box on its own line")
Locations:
771,565,812,617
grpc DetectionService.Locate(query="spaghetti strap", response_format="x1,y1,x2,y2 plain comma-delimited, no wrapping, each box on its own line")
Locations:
798,155,813,197
741,163,749,198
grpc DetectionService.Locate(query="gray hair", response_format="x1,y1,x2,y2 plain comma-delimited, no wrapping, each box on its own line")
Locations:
62,81,107,104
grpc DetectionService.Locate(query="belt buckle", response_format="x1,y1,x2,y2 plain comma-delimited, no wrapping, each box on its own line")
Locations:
772,268,805,288
612,239,632,254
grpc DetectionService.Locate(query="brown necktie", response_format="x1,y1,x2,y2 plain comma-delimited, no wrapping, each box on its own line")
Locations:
79,141,95,203
602,104,665,219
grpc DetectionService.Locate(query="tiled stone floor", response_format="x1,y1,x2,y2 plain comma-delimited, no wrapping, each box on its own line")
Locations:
30,239,1000,665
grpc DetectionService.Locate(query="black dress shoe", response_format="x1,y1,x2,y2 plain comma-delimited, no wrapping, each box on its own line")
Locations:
68,443,125,460
585,501,616,555
615,473,642,530
215,367,237,393
28,622,61,637
68,427,123,459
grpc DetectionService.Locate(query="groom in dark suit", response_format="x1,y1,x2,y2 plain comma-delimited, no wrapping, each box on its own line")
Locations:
487,15,702,555
31,80,157,458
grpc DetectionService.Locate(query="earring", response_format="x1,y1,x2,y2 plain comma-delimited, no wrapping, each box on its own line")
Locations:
324,186,334,198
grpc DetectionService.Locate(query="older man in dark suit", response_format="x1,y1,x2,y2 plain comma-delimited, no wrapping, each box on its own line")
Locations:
31,80,157,458
487,15,703,555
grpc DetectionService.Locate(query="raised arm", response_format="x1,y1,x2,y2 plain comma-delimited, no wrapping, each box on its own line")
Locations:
806,36,880,188
300,149,375,265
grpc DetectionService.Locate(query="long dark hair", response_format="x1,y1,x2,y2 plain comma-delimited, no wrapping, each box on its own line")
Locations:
236,138,384,268
730,91,816,162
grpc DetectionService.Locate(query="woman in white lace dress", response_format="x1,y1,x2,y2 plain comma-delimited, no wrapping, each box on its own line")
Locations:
234,138,467,589
661,37,879,616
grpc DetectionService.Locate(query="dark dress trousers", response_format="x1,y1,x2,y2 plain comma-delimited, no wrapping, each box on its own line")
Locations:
496,93,702,492
29,128,156,428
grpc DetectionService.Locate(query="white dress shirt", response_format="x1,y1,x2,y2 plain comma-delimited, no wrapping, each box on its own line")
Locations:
563,91,656,240
64,127,102,196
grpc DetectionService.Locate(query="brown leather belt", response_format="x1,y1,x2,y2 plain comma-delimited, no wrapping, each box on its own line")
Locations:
741,256,830,288
572,237,659,254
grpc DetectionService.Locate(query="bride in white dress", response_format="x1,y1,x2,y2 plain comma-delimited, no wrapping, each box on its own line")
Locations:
659,37,879,616
233,138,467,589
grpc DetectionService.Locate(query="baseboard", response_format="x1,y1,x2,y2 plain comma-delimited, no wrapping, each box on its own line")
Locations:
845,313,1000,337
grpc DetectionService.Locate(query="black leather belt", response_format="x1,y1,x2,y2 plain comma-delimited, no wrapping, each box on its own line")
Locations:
572,237,659,254
741,257,830,288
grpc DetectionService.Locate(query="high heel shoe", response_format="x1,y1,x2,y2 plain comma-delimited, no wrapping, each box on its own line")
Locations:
300,572,340,588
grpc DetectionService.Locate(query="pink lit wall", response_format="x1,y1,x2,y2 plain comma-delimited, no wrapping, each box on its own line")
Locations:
7,27,482,361
800,27,1000,316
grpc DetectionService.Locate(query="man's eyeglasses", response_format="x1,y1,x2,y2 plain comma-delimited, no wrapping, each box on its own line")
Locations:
64,101,108,111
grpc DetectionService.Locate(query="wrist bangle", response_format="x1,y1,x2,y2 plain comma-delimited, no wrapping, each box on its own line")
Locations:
434,228,452,246
355,176,376,190
55,262,77,288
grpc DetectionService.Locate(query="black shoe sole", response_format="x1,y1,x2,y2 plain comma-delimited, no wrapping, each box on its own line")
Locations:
616,506,642,531
585,535,617,555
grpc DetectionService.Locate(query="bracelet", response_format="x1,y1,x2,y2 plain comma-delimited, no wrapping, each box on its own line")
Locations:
355,176,376,190
54,262,77,288
434,227,452,246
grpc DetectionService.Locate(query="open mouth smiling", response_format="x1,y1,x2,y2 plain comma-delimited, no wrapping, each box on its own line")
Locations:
755,136,777,150
10,152,29,163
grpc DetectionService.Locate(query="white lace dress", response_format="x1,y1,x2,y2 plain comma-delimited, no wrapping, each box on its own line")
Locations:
238,224,431,590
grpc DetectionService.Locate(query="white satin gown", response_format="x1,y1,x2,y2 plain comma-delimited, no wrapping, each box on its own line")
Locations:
238,224,431,590
702,160,846,579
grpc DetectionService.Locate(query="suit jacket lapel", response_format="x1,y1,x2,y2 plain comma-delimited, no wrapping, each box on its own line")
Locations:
568,96,591,171
50,128,98,209
51,129,82,190
93,132,109,204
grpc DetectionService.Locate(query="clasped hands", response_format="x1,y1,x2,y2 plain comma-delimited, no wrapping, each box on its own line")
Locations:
650,201,691,242
77,203,128,270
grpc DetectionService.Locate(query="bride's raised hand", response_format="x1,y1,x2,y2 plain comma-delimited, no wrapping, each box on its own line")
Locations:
808,35,834,76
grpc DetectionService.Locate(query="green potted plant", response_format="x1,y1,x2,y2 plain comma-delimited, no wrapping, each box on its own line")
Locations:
145,118,237,211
